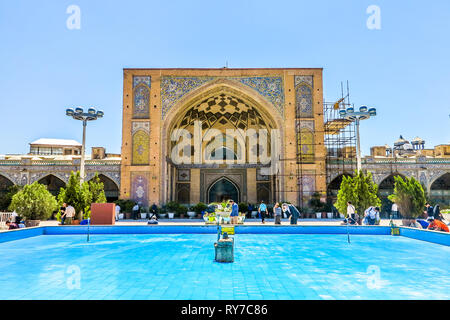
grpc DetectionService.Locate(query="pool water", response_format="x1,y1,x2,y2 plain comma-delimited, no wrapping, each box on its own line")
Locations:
0,234,448,300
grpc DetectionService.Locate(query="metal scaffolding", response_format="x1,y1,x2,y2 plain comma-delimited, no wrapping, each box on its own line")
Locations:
323,81,356,202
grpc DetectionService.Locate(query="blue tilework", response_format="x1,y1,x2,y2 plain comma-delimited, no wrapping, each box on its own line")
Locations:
0,234,449,300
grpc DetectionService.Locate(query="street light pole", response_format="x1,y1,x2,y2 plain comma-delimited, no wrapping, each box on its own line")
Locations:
80,120,87,183
66,107,104,183
355,118,362,172
339,105,376,173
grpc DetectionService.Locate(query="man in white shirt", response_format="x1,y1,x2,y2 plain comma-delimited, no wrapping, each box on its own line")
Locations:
391,203,399,219
115,204,121,221
364,206,380,225
132,203,139,220
63,205,75,225
346,201,357,225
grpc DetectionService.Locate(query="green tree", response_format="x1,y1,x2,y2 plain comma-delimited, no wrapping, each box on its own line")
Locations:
335,175,355,216
9,182,58,221
335,170,381,217
388,176,426,219
58,171,91,220
89,173,107,204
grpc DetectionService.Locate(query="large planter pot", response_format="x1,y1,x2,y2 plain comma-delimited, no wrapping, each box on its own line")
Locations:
159,213,167,219
118,213,124,220
71,219,80,225
321,212,327,219
339,213,345,219
327,212,333,219
125,212,132,219
187,211,196,219
25,220,40,227
251,211,258,218
140,213,147,219
315,212,322,219
168,212,175,219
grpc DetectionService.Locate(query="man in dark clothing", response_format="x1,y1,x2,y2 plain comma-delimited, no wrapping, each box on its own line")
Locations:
60,203,67,225
150,203,158,219
424,203,434,218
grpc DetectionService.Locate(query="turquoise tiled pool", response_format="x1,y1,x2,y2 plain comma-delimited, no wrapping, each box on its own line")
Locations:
0,233,449,300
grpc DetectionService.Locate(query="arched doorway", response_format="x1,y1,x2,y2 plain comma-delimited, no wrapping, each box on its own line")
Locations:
208,178,239,203
37,175,66,196
430,173,450,205
95,174,120,202
0,175,14,195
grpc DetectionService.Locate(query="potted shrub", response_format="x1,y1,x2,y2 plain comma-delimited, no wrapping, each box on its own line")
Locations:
388,176,426,227
166,201,179,219
187,206,196,219
238,202,248,216
309,192,325,219
176,204,188,218
324,203,334,219
158,206,167,219
9,182,58,227
193,202,208,218
140,207,148,219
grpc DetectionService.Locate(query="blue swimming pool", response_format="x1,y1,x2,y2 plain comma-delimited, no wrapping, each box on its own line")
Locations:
0,228,449,300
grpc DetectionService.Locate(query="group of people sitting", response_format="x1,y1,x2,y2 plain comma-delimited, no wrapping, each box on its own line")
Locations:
4,211,25,230
415,203,449,232
342,201,381,226
341,201,449,232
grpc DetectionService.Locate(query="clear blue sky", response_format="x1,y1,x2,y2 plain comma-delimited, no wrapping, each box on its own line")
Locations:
1,0,449,156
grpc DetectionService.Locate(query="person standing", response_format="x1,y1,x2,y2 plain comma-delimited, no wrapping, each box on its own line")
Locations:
63,204,75,225
230,200,239,224
150,203,158,219
115,204,121,221
346,201,357,225
273,202,282,225
433,204,442,221
132,203,139,220
258,200,267,224
60,203,67,225
424,203,434,218
391,202,399,219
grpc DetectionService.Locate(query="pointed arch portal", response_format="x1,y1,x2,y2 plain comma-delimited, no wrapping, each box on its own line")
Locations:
207,178,240,203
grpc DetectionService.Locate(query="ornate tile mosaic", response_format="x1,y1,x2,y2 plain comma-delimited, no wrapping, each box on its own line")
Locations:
133,76,151,88
160,76,285,120
132,130,150,165
231,77,284,117
296,120,315,163
177,169,191,182
161,77,214,119
299,170,316,197
295,75,314,118
131,173,148,206
133,85,150,119
132,121,150,135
